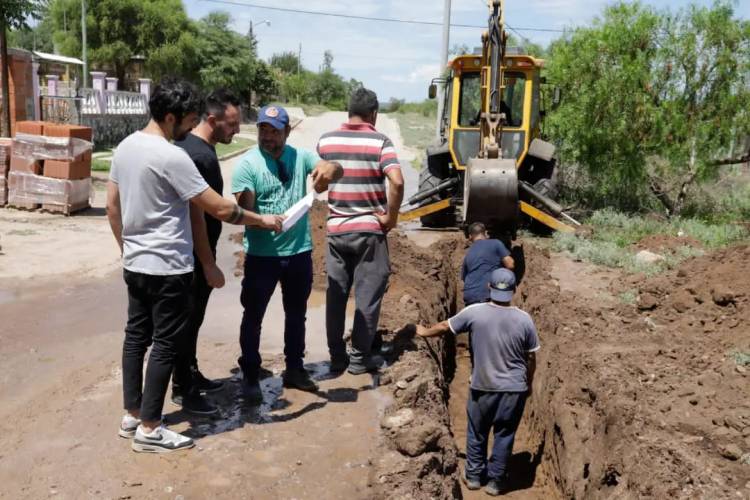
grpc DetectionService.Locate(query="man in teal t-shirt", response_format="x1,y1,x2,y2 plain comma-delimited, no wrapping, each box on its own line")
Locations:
232,105,342,401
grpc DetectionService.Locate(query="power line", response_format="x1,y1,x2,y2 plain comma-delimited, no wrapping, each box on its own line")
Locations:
199,0,565,33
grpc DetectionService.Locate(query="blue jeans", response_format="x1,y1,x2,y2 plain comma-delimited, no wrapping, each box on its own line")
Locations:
465,389,527,481
238,251,313,381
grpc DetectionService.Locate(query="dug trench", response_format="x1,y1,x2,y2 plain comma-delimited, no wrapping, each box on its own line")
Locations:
237,203,749,499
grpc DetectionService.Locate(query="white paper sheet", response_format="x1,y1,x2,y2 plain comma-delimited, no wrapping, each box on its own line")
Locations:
282,192,315,232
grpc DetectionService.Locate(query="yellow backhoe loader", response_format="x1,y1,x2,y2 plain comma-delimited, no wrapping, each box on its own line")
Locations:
399,0,580,235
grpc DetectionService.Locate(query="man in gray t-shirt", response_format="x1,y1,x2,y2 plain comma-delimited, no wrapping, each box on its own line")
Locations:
417,268,539,495
106,78,286,454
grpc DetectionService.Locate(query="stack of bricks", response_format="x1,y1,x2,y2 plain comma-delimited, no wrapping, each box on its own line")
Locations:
7,121,93,215
0,138,10,206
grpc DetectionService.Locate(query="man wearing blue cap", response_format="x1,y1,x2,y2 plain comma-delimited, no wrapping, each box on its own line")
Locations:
416,268,539,496
232,105,343,401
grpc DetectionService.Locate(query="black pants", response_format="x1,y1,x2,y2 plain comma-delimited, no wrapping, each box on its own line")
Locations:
172,257,214,391
122,270,192,422
238,251,313,382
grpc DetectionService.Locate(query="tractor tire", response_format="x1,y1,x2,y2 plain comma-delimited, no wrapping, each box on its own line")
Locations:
418,167,456,228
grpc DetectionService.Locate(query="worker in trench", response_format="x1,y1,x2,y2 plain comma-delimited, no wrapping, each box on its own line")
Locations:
416,268,539,496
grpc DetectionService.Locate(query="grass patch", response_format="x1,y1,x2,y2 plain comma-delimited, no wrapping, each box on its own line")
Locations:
392,112,436,170
552,209,749,274
216,137,255,158
92,158,111,172
269,101,331,117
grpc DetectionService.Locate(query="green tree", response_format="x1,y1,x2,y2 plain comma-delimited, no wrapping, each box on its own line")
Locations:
1,0,45,136
48,0,195,83
191,11,277,104
547,1,750,215
8,14,53,52
270,51,300,74
321,49,333,72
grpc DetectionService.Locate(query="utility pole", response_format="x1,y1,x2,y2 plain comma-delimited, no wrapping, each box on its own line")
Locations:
81,0,88,88
436,0,451,141
297,43,301,74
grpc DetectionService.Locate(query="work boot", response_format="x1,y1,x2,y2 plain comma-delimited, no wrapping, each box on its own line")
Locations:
192,367,224,393
329,354,350,374
282,368,319,392
347,355,384,375
241,379,263,404
180,391,219,416
485,475,510,496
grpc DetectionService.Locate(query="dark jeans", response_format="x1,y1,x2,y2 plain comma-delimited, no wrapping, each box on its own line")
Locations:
465,389,527,481
326,233,390,363
238,251,312,381
172,255,215,391
122,269,193,422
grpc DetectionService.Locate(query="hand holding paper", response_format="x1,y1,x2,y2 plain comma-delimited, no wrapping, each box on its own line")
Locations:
281,192,315,232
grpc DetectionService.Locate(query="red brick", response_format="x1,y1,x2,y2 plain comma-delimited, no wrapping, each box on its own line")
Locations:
44,124,93,142
10,155,42,175
15,121,46,136
44,158,91,180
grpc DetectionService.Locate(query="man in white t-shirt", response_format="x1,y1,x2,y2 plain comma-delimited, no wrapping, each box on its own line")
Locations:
107,77,285,453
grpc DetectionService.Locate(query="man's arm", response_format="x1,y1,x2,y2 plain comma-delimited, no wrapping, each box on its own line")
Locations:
191,187,284,232
502,255,515,270
189,204,225,288
105,180,123,255
310,159,343,193
375,168,405,232
527,352,536,397
415,320,451,338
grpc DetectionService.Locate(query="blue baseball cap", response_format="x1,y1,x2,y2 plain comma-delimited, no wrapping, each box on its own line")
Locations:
257,105,289,130
489,268,516,302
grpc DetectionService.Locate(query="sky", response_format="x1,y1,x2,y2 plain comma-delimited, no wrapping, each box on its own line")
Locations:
182,0,750,102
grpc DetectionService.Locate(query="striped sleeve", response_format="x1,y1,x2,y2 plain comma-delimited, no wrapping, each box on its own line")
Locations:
380,138,401,173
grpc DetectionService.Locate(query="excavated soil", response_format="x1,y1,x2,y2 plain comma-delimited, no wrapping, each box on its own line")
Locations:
234,205,750,499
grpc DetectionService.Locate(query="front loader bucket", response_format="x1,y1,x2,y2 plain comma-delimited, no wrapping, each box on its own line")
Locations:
464,157,519,229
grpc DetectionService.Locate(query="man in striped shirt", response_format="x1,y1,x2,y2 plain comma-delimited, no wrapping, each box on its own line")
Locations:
317,87,405,375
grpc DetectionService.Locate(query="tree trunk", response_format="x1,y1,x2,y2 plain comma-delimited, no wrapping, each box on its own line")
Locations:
0,20,11,137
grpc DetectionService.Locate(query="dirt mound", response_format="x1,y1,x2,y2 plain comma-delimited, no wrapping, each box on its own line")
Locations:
517,244,750,499
633,234,704,255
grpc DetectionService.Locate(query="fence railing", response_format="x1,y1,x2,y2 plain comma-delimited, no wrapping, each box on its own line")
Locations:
40,96,82,124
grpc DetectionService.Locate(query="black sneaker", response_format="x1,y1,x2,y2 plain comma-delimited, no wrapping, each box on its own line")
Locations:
171,388,183,407
241,379,263,404
462,470,482,490
180,392,219,416
329,355,350,373
485,475,510,496
192,369,224,393
347,355,384,375
282,368,319,392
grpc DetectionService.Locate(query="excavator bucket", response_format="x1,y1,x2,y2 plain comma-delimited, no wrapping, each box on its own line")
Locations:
464,157,519,229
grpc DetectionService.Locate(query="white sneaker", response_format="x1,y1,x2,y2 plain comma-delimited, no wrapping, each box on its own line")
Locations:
118,414,141,439
131,425,194,453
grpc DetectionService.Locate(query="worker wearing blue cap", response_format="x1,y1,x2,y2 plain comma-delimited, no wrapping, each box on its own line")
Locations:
416,268,539,496
232,105,343,401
